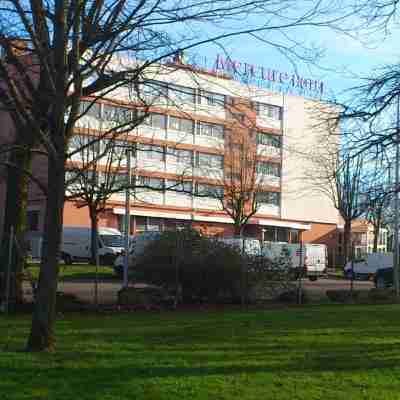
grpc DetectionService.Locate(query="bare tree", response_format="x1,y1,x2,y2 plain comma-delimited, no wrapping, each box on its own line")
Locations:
363,161,393,252
206,127,277,236
315,151,367,264
65,131,131,264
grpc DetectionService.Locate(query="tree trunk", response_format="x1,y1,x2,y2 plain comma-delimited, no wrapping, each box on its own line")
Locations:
373,214,381,253
26,156,65,352
89,207,98,265
343,219,352,265
234,223,243,237
1,147,32,307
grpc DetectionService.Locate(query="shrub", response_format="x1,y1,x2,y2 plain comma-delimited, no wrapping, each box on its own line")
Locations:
135,229,243,303
368,288,398,302
135,229,295,304
326,290,359,303
118,286,174,308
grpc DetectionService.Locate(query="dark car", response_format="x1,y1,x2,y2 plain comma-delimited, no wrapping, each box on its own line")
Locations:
374,268,393,289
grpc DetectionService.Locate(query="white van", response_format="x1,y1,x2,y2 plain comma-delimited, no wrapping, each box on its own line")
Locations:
61,226,124,265
262,242,327,281
344,252,392,280
218,237,262,256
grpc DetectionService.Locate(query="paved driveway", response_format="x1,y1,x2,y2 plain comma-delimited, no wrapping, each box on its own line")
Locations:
23,277,374,305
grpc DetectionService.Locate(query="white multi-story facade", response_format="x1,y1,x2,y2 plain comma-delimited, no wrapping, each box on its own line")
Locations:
0,56,341,257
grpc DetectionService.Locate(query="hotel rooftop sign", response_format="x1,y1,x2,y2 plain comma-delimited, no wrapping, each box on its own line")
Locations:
200,54,325,99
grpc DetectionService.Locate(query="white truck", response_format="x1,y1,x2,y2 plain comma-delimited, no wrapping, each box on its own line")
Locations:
262,242,328,281
61,226,124,265
344,252,392,280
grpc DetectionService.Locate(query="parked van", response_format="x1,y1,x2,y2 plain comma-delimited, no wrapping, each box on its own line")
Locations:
344,252,392,280
218,237,262,257
23,231,44,260
262,242,327,281
61,226,124,265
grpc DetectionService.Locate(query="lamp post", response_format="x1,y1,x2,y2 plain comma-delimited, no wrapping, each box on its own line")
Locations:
394,96,400,297
123,149,132,288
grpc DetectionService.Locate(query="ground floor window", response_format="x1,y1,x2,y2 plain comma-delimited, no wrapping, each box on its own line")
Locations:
117,215,193,234
262,227,300,243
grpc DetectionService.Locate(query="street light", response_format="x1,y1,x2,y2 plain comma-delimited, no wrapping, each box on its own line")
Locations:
123,148,132,288
394,96,400,297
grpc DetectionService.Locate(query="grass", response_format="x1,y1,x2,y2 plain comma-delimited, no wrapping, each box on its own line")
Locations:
1,304,400,399
26,264,116,281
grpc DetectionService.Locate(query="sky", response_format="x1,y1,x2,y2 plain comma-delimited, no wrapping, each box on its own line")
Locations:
186,9,400,103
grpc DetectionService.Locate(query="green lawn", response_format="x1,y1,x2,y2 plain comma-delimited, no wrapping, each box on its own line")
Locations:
1,305,400,399
26,264,116,281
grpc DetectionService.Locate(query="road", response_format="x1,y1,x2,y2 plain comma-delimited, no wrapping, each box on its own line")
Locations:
24,277,374,304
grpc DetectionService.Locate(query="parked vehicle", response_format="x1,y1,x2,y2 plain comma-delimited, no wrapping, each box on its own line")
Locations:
344,253,392,281
23,231,44,260
218,237,262,257
61,226,124,265
262,242,327,281
374,267,393,289
113,231,162,277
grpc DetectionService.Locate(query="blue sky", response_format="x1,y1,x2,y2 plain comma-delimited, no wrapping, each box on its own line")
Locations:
189,19,400,103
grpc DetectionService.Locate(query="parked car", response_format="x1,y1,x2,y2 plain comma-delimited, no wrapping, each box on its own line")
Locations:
344,253,392,281
114,231,162,277
374,267,393,289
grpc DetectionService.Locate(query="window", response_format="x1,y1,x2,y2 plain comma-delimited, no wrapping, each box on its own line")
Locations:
168,116,194,134
69,135,101,154
137,143,165,161
263,228,276,242
197,152,224,169
169,148,193,165
102,104,134,123
196,183,224,198
111,172,128,190
263,227,288,243
141,80,168,102
198,90,225,107
143,112,167,129
290,230,300,244
27,210,39,231
256,161,281,177
79,100,101,118
256,191,280,206
166,179,193,194
197,122,224,140
137,176,164,190
169,84,196,104
277,227,289,242
255,102,282,120
256,132,282,148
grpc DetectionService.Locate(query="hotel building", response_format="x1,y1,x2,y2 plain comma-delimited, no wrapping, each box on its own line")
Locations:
0,56,341,263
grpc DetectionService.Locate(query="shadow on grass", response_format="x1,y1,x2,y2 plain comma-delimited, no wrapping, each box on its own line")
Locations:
2,305,400,399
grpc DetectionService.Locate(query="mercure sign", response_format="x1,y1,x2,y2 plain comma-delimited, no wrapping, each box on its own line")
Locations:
213,54,325,98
